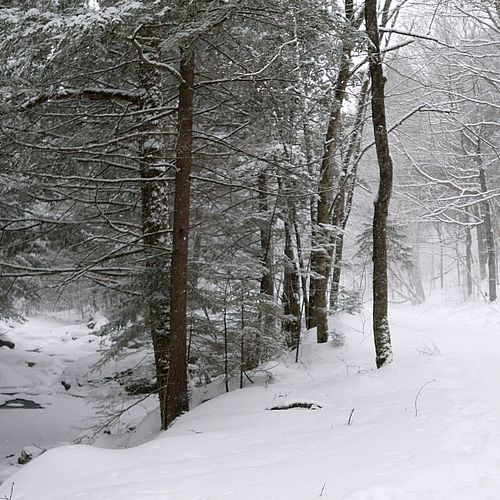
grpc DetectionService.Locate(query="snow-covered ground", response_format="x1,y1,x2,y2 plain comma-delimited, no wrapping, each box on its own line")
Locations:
3,301,500,499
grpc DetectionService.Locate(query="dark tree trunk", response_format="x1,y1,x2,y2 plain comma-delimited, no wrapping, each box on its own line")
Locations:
239,302,245,389
434,223,444,290
366,0,394,368
329,78,369,311
165,48,195,428
329,230,344,311
412,225,426,305
303,117,316,331
223,308,229,393
292,216,309,330
140,167,170,428
307,268,316,330
255,170,274,366
311,0,358,343
258,172,274,301
283,221,301,350
137,26,171,428
476,209,487,280
477,139,497,302
465,219,473,299
328,186,347,316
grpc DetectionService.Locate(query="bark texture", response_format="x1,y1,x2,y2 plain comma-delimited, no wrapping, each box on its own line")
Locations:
141,169,170,428
310,0,358,343
465,219,473,298
329,77,369,311
476,210,487,280
137,25,171,428
283,221,301,350
255,171,274,367
366,0,394,368
477,139,497,302
165,48,195,428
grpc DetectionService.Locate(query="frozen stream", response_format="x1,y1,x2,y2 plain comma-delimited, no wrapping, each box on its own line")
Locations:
0,316,100,482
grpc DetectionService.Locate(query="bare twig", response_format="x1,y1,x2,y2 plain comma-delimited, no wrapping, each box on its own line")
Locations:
347,408,355,426
74,392,155,442
337,356,356,376
1,482,14,500
319,481,327,497
414,379,437,417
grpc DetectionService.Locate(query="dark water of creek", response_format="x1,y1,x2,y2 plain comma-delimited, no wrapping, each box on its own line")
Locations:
0,395,43,409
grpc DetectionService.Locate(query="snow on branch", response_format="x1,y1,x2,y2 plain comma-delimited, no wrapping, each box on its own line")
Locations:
235,38,298,78
19,87,144,111
379,28,455,49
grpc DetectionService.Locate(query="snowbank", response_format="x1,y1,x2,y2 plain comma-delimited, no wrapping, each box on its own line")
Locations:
3,303,500,499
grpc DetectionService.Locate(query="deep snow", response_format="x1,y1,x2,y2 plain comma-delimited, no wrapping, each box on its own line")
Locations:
3,301,500,499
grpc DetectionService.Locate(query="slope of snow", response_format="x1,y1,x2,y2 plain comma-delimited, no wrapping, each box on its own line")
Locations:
3,302,500,499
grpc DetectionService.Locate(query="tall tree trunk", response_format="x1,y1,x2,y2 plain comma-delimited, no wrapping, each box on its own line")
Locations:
307,264,316,330
223,307,229,393
412,224,426,304
303,119,316,330
137,26,171,428
292,216,309,330
239,300,245,389
310,0,358,343
283,220,301,349
165,48,195,428
465,218,473,299
258,172,274,301
476,207,487,280
141,167,170,428
329,225,344,312
366,0,394,368
330,77,369,311
434,223,444,290
328,181,348,315
477,138,497,302
256,170,274,366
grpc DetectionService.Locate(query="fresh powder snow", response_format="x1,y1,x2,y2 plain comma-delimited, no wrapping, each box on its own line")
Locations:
2,300,500,499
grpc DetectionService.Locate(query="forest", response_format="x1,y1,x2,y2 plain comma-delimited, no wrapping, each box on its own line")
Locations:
0,0,499,497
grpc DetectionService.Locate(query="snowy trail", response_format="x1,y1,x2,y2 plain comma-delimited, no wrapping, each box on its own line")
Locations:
369,306,500,499
3,303,500,499
439,340,500,497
